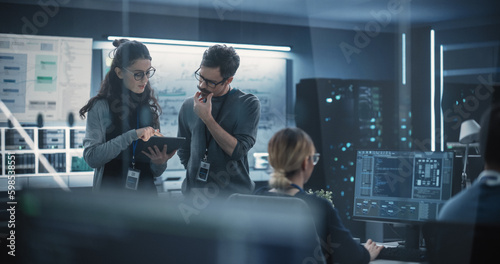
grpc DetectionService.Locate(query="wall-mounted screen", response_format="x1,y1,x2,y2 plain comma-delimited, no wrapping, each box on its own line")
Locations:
0,33,92,125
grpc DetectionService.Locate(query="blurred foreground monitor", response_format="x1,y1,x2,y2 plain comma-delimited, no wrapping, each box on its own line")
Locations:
14,189,324,264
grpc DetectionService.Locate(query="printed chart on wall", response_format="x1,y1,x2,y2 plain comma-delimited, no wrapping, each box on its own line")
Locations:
0,33,92,124
101,43,287,170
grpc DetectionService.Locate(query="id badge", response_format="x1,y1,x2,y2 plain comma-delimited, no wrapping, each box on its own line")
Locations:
125,168,141,190
196,161,210,182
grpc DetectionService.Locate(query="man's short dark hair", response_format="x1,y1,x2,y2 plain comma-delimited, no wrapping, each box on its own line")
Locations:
480,104,500,165
201,44,240,79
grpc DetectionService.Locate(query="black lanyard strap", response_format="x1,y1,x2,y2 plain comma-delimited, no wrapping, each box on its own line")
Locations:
132,113,139,167
290,183,305,193
203,90,230,160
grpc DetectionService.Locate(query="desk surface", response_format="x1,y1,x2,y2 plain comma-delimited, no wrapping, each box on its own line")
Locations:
370,242,427,264
371,260,426,264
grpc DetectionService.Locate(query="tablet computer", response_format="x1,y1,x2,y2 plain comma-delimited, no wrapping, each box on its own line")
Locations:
135,136,186,162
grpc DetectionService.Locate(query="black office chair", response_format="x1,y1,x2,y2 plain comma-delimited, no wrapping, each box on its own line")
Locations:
423,221,500,264
225,193,327,264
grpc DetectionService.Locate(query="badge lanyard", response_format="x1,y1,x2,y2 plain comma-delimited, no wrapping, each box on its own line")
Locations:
131,114,139,169
197,91,230,182
290,183,305,193
202,92,229,161
126,113,141,190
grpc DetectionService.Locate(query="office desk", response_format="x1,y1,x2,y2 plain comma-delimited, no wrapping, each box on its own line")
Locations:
369,242,427,264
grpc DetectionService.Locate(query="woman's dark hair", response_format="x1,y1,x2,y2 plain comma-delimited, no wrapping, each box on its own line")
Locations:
200,44,240,79
79,39,161,127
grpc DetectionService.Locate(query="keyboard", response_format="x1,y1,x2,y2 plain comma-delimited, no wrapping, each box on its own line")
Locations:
377,246,427,262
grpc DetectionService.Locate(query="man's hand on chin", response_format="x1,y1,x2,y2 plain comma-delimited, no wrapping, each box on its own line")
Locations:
194,91,213,122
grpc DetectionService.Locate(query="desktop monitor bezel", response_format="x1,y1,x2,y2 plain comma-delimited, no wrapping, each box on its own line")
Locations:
351,149,456,225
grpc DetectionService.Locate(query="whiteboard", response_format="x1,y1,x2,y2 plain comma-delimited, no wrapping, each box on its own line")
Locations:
100,43,287,170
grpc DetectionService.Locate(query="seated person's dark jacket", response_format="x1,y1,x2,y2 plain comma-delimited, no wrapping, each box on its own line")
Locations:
254,187,370,264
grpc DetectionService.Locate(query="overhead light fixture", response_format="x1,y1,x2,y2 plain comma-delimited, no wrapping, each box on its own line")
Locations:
107,36,291,52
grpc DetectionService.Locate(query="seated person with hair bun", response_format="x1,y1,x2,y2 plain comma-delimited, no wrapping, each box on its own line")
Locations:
255,127,383,264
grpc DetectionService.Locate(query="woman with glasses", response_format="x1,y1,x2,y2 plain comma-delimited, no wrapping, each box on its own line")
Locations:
79,39,175,193
254,127,383,264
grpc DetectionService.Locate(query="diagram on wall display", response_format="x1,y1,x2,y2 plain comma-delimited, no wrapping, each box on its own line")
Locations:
0,34,93,124
102,44,288,170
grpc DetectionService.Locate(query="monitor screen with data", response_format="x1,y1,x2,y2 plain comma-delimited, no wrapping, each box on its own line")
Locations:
352,150,455,223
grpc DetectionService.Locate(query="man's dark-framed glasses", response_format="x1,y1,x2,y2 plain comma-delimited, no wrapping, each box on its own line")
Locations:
123,67,156,81
194,68,228,88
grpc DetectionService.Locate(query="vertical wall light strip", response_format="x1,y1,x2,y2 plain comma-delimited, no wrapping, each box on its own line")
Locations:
402,33,406,85
440,45,444,151
122,0,129,36
430,29,436,152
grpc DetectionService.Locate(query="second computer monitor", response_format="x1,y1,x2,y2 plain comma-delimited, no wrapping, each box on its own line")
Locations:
353,150,455,223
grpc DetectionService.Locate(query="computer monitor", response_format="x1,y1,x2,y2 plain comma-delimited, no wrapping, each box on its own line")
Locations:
15,189,323,264
352,150,455,224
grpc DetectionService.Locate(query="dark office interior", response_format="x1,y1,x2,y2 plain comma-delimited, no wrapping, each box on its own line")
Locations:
0,0,499,263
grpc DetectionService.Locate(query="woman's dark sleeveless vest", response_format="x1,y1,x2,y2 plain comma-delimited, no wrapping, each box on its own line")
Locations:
100,91,156,194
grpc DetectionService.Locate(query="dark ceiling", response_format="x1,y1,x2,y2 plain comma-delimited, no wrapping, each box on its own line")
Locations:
3,0,500,30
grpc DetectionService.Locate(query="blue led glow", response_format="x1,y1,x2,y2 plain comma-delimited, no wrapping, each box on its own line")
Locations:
370,137,376,142
341,147,346,151
326,98,333,103
335,95,341,100
370,125,376,129
401,137,407,141
346,142,351,148
341,191,345,197
350,176,354,182
325,117,331,122
401,125,407,129
370,118,376,122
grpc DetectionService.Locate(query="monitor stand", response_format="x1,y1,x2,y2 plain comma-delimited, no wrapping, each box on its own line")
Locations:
402,224,421,249
365,222,384,243
366,222,422,248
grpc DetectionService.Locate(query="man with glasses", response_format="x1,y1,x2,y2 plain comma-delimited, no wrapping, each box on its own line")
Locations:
177,44,261,199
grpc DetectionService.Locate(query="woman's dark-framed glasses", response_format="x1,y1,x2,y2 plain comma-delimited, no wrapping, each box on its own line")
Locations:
123,67,156,81
310,153,320,165
194,68,227,88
